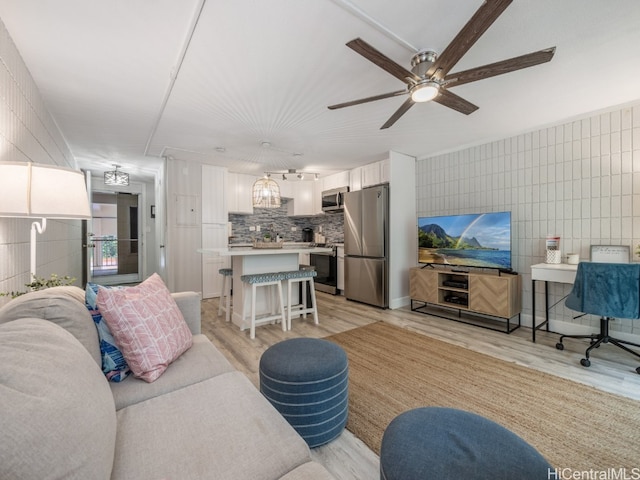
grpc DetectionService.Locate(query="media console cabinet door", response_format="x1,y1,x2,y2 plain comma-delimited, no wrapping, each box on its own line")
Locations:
468,274,521,318
409,268,438,303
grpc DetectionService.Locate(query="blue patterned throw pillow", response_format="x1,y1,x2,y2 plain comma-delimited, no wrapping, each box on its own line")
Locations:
85,283,131,382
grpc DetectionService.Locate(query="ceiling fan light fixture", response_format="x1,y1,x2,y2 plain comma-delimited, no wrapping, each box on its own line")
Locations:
410,81,440,103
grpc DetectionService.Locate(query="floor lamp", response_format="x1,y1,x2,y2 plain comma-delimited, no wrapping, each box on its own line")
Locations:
0,162,91,279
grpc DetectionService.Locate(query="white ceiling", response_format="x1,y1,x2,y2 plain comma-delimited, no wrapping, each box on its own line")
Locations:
2,0,640,182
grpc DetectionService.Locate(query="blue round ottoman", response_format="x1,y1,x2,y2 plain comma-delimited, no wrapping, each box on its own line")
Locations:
259,338,348,448
380,407,552,480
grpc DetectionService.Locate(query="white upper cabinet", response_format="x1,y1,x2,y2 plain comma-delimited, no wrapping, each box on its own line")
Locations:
202,165,228,224
277,177,294,199
227,172,255,215
287,181,316,216
322,171,350,191
349,166,363,191
362,159,390,188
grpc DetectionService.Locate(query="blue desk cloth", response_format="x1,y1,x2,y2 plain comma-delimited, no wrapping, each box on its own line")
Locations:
565,262,640,319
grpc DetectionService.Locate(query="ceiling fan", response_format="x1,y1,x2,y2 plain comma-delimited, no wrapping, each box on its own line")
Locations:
328,0,556,129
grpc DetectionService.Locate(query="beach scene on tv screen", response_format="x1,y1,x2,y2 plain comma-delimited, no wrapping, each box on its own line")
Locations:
418,212,511,269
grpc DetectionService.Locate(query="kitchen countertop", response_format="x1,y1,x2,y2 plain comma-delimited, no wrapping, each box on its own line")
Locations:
199,245,333,256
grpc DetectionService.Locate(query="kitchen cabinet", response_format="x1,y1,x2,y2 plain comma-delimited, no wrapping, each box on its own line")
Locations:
166,158,203,293
349,166,363,192
362,159,389,188
202,165,229,298
202,165,227,223
277,177,294,199
287,181,316,216
322,171,350,191
227,172,255,215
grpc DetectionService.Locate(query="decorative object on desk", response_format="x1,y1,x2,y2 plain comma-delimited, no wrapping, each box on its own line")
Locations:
0,162,91,278
545,250,561,264
103,164,129,186
566,253,579,265
545,234,561,264
251,173,281,208
590,244,630,264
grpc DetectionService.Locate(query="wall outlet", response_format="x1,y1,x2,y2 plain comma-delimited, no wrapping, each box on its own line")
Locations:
249,226,256,231
291,226,297,231
318,225,323,233
256,225,261,232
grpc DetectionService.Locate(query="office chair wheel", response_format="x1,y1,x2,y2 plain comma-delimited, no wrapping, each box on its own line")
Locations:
555,342,564,350
580,358,591,367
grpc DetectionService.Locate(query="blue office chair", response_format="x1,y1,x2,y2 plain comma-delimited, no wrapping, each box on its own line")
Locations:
557,261,640,374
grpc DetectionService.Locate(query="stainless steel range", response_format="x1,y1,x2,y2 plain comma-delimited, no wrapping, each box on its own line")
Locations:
309,244,338,294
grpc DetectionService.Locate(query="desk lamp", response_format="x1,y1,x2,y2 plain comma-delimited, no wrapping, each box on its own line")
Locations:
0,162,91,278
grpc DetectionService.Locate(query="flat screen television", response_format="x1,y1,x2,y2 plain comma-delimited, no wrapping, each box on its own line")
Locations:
417,211,512,270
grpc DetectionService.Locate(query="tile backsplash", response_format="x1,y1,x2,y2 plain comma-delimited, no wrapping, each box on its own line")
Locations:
229,199,344,243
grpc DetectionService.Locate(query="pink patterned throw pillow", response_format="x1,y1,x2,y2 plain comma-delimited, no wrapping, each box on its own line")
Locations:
96,273,193,383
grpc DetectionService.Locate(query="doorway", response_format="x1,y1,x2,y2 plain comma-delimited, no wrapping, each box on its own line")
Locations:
89,192,142,285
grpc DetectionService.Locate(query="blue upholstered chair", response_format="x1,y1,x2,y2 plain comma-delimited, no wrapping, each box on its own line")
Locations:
558,261,640,374
379,407,551,480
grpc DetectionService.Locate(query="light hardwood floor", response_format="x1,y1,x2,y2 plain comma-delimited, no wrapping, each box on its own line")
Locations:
200,292,640,480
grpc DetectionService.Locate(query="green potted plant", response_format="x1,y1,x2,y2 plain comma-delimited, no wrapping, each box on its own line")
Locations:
0,274,75,299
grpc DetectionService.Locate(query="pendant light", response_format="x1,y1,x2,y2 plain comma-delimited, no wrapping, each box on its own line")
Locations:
104,164,129,186
252,174,281,208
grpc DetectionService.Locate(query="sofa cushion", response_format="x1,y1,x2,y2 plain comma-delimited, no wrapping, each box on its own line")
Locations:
110,334,235,410
86,282,132,381
279,462,337,480
0,288,101,366
0,318,116,480
113,371,313,480
97,273,193,383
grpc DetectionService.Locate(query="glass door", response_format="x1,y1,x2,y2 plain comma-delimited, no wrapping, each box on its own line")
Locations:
89,191,141,285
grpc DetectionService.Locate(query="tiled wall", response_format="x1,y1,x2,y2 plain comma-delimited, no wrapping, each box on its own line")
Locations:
417,102,640,338
229,199,344,244
0,18,84,303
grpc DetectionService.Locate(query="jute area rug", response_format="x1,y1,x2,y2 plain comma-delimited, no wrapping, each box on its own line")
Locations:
326,322,640,471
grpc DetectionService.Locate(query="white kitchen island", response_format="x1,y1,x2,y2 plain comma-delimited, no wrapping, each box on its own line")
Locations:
198,245,332,331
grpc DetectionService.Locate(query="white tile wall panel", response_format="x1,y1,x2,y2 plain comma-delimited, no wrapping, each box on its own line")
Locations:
417,101,640,338
0,19,83,304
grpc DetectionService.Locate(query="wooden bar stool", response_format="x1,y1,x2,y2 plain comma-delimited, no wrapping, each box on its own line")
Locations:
284,269,319,331
240,272,287,339
217,268,233,322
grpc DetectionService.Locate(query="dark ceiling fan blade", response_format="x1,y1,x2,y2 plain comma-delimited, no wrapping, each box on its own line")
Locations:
444,47,556,88
380,97,415,129
433,89,478,115
347,38,421,85
427,0,513,79
328,90,407,110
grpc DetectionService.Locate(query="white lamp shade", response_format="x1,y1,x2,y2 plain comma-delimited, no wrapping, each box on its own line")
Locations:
0,162,91,219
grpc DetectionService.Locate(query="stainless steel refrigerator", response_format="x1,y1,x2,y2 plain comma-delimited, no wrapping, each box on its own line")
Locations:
344,184,388,308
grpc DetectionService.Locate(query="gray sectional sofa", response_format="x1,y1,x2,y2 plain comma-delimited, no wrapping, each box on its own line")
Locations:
0,286,336,480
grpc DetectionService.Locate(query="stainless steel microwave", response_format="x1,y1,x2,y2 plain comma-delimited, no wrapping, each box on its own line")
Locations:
321,186,349,212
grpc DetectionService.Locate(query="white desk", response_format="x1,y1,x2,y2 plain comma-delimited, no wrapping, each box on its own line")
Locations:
531,263,578,342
